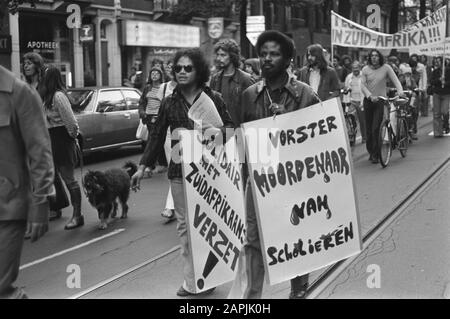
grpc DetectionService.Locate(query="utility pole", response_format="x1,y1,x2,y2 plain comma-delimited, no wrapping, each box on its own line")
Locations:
240,0,249,58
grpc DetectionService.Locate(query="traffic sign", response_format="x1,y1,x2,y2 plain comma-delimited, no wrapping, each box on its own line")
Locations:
246,15,265,47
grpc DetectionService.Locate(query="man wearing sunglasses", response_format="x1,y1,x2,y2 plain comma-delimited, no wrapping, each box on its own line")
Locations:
131,48,234,297
229,30,320,299
210,38,255,127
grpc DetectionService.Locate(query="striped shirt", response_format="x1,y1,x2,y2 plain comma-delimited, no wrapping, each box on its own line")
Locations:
145,85,161,115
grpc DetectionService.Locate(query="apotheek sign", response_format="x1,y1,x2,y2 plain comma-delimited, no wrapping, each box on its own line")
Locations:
0,35,12,54
26,41,60,49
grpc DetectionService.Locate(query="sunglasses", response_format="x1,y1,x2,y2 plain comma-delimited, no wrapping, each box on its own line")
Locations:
174,65,194,73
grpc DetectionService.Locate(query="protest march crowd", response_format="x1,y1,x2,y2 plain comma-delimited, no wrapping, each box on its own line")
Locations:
1,6,450,300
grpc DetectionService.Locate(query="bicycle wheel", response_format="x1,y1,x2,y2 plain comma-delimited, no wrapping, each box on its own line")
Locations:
398,118,409,158
345,116,356,146
379,120,392,168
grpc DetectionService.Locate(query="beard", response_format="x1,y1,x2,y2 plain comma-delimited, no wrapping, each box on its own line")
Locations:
261,63,285,79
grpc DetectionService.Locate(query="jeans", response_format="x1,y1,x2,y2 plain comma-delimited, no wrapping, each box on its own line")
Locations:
351,100,366,140
170,178,195,293
363,98,385,158
432,94,450,136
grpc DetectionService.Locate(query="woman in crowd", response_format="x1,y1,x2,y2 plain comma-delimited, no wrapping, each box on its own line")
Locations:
40,67,84,229
22,52,45,92
138,66,168,174
244,58,261,81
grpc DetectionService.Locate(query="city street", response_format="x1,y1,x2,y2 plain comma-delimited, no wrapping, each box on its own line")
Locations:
15,115,450,299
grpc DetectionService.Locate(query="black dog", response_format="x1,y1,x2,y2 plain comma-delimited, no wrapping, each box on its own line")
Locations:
83,161,137,229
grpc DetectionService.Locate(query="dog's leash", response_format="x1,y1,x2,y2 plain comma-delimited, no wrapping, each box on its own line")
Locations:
76,139,88,196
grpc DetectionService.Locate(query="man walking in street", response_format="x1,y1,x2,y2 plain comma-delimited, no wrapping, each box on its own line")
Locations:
130,48,234,297
298,44,340,101
210,38,255,127
360,49,404,164
229,30,320,299
0,65,54,299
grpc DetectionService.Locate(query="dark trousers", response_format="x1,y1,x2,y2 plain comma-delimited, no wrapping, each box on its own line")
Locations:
146,122,168,167
0,220,26,298
364,98,384,158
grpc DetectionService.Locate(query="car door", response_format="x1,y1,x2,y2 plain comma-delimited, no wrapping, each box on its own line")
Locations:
121,88,141,142
95,89,129,147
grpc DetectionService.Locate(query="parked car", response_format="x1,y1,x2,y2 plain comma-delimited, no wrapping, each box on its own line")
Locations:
67,87,144,155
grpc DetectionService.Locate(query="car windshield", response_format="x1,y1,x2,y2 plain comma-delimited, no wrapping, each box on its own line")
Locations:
67,90,95,112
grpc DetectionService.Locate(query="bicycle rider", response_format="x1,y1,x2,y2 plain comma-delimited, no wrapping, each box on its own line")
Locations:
398,64,419,140
361,49,404,164
344,61,366,143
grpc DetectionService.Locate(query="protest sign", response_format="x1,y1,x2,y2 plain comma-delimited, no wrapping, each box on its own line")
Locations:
180,130,246,293
332,7,450,56
241,98,362,285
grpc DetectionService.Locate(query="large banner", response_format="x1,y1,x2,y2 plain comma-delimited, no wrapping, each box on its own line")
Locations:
180,131,246,293
241,98,362,285
332,7,450,56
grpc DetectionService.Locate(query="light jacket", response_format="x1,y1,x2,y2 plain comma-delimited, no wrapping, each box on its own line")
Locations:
0,66,54,222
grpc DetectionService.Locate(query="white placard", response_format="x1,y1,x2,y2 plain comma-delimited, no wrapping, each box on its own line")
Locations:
181,131,246,293
241,98,362,285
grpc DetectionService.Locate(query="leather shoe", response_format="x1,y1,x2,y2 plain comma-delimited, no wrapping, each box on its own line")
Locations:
289,287,307,299
371,157,379,164
49,210,62,221
176,286,215,297
64,215,84,230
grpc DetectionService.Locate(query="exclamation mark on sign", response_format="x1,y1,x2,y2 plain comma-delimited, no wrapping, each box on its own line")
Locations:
429,28,434,42
197,251,219,290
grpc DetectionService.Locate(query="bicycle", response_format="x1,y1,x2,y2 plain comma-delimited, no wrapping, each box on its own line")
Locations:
403,88,420,142
377,95,410,168
340,88,357,146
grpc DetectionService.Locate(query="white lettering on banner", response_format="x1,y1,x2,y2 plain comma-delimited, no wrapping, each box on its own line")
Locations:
241,98,362,285
124,20,200,48
181,131,246,293
332,7,449,55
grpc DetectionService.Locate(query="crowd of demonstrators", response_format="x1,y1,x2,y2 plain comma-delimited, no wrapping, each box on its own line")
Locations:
157,60,178,222
430,57,450,137
40,67,84,230
131,48,234,297
360,49,404,164
344,61,367,143
138,66,168,175
0,65,54,299
298,43,340,102
210,38,255,128
229,30,320,300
